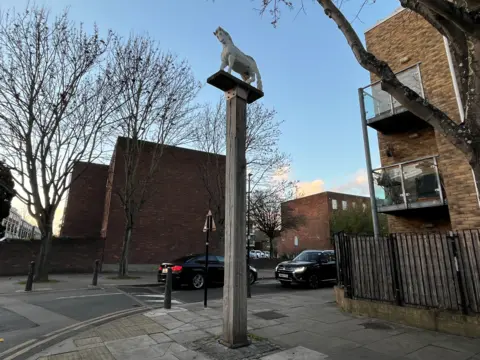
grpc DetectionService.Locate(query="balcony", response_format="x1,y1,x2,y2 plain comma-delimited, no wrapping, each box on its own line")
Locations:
361,63,429,134
373,156,447,214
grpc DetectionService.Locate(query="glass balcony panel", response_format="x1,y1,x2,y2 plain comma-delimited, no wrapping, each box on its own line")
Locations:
362,64,424,121
373,156,445,212
402,158,441,205
373,166,405,207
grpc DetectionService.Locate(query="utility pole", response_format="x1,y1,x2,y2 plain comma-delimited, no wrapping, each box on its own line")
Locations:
358,88,380,238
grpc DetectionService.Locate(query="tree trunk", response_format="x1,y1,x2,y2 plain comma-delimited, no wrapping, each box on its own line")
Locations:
269,237,274,259
34,222,54,282
118,225,132,278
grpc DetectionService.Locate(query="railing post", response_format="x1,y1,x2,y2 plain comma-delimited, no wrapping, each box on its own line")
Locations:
388,234,403,306
417,63,425,98
448,232,468,314
433,156,444,203
399,164,407,207
92,259,100,286
25,261,35,292
344,234,353,298
164,267,172,310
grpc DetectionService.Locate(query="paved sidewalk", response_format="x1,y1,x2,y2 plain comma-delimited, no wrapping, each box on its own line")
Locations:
0,270,274,295
26,289,480,360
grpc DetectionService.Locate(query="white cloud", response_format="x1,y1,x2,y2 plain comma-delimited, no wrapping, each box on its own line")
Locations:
293,169,370,199
331,169,370,196
296,179,325,198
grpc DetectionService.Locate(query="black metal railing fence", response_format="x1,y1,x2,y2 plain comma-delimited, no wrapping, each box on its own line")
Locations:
334,230,480,314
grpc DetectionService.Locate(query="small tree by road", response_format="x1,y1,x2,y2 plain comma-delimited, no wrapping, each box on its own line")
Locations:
110,35,199,277
330,204,388,235
192,100,291,247
251,188,305,257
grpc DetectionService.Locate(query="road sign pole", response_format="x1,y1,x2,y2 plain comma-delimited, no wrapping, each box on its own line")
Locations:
204,215,211,308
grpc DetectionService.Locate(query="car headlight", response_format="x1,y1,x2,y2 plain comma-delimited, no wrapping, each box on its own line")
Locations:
275,265,279,272
250,266,257,273
294,266,306,273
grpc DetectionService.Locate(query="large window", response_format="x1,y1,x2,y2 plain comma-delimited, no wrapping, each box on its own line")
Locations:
342,200,348,210
332,199,338,210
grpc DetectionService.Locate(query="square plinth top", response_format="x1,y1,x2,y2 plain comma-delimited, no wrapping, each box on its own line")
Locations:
207,70,264,104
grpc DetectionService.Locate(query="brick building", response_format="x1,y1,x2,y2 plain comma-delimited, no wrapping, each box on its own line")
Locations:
362,8,480,233
61,137,225,269
279,192,369,255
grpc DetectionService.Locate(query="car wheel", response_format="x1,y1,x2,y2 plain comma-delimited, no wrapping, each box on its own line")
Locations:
191,273,205,290
249,271,256,285
308,274,319,289
280,281,290,287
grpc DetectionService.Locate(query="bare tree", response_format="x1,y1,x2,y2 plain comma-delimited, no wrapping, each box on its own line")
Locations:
0,7,118,280
257,0,480,189
0,160,15,239
251,187,305,257
192,99,292,246
110,35,200,277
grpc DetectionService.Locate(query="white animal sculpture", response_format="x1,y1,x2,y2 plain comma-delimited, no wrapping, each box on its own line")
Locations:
214,27,263,92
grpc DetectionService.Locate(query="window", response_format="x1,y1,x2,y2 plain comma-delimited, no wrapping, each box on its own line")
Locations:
195,255,219,264
332,199,338,210
362,203,367,211
342,200,348,210
352,202,356,208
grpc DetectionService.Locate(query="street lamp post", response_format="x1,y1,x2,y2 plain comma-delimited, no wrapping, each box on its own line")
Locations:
247,172,252,298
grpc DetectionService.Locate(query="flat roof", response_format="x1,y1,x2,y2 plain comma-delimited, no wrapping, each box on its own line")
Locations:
365,7,406,33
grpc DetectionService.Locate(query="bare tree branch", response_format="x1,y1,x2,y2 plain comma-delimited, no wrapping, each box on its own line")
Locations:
0,5,119,280
109,34,200,277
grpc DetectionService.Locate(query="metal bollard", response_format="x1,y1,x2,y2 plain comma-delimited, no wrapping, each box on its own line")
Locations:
92,259,100,286
25,261,35,292
164,267,172,309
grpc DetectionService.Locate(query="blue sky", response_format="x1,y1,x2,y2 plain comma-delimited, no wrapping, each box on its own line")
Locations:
2,0,400,197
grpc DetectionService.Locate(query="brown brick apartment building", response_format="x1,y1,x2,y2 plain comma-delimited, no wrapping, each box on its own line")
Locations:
61,137,225,269
362,8,480,233
279,192,369,255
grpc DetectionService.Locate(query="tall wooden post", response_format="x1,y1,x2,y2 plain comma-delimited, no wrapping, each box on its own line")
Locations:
207,70,263,348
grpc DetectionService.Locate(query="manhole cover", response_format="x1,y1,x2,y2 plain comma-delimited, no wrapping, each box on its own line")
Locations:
361,322,394,330
254,311,286,320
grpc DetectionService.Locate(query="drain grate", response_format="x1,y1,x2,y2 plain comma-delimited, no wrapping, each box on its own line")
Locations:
361,321,394,330
254,311,287,320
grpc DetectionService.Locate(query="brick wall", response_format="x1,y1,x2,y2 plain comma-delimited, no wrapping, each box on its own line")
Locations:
61,162,109,237
0,237,104,276
279,192,370,255
365,9,480,232
102,138,225,265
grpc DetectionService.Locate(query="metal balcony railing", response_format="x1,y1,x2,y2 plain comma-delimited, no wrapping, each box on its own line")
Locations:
373,155,446,212
361,63,425,123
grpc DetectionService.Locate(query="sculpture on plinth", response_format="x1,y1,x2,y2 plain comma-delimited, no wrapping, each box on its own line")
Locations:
214,27,263,92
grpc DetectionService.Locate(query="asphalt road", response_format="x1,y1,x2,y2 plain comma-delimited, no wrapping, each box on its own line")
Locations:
0,280,327,359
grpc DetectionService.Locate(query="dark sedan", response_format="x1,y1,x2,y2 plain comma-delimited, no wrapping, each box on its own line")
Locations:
158,254,258,290
275,250,336,289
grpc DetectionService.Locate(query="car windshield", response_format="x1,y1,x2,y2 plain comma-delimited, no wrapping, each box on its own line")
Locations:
170,255,197,264
293,251,323,262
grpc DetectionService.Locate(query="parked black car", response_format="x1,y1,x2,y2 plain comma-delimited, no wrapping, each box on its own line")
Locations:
158,254,258,290
275,250,336,289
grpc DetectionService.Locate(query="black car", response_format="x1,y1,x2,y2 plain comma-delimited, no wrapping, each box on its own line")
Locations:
158,254,258,290
275,250,336,289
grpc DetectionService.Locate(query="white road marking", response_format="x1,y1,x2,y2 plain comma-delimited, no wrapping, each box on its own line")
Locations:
55,292,123,300
137,294,164,298
1,306,147,359
142,299,183,304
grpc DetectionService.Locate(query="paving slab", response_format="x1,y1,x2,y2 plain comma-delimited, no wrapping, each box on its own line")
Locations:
260,346,329,360
405,345,473,360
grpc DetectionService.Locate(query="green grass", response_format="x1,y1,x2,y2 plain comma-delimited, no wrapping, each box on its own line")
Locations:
105,275,142,280
17,279,60,285
248,333,266,341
